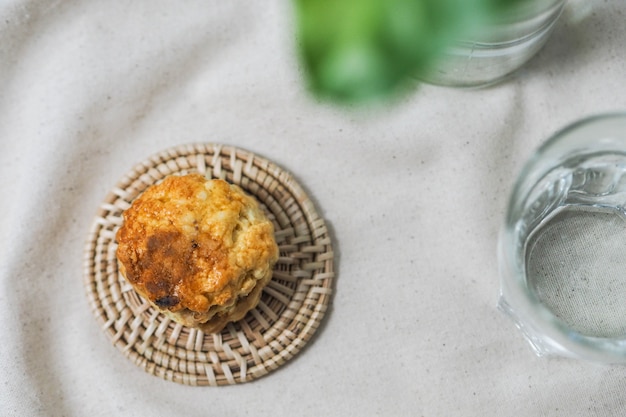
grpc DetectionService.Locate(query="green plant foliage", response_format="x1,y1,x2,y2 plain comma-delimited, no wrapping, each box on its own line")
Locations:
294,0,529,104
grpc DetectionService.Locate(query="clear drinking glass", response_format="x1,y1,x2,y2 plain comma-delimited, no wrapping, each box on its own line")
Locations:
417,0,566,87
498,113,626,363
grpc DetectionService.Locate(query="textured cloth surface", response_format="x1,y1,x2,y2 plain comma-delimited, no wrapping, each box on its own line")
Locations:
527,208,626,338
2,1,626,416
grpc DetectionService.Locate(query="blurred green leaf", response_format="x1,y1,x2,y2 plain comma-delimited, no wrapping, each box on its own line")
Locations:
294,0,530,104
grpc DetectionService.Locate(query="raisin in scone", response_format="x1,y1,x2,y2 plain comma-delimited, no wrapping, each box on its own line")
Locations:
116,173,279,333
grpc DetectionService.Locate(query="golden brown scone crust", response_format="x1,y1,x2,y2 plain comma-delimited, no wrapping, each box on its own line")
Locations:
116,174,279,333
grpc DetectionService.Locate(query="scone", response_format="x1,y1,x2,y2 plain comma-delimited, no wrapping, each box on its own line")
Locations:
115,173,279,333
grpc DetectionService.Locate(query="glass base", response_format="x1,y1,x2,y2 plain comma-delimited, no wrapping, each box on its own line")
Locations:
416,3,565,88
497,295,565,357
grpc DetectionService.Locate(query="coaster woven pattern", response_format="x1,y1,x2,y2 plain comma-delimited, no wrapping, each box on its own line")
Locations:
83,144,334,386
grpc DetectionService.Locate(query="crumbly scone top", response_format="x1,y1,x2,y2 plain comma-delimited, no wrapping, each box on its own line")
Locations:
115,174,278,315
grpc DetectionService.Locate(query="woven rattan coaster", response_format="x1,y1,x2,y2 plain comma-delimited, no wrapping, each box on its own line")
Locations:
83,144,334,386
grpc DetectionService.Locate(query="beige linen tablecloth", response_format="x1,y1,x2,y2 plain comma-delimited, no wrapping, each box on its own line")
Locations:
3,1,626,416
